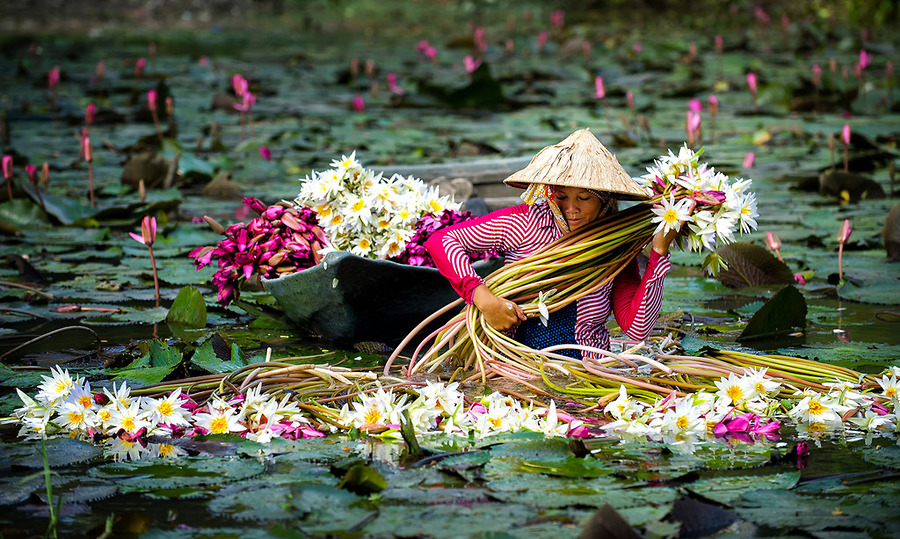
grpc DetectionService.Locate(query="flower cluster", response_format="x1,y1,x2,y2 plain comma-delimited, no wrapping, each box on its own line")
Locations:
602,366,899,451
637,145,759,272
8,366,897,461
389,209,496,267
189,197,329,305
338,382,587,439
3,366,325,461
294,152,461,260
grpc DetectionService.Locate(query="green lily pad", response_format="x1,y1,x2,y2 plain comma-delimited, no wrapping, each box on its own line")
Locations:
91,456,265,492
3,437,103,468
686,471,801,505
166,286,207,328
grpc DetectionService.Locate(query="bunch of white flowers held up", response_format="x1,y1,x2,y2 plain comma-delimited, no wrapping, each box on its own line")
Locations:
294,152,460,259
638,145,759,273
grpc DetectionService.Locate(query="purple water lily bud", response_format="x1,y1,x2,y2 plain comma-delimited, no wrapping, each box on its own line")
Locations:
746,72,758,95
85,103,96,125
25,164,37,185
259,146,271,161
594,76,605,99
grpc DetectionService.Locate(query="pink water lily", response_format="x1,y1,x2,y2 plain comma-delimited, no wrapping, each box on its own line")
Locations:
130,215,157,246
259,146,271,161
747,72,758,94
743,151,755,169
765,232,783,261
135,57,146,79
352,95,365,113
85,103,96,126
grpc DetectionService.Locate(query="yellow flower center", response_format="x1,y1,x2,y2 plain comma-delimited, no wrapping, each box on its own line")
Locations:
68,411,84,424
158,444,176,457
363,408,382,424
886,387,897,398
755,382,766,393
159,401,173,417
210,416,229,434
663,208,679,224
99,409,111,422
807,400,826,415
78,395,94,408
726,385,744,402
489,417,503,428
359,239,370,249
675,416,688,430
352,199,366,212
123,416,136,432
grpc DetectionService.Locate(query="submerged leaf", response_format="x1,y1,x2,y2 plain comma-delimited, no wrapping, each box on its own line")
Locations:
737,285,806,341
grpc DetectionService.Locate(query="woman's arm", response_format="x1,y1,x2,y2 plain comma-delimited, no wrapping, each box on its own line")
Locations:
425,204,532,330
610,250,671,341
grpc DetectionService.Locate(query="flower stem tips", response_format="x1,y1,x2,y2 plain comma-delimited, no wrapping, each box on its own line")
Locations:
2,154,13,200
837,219,852,283
130,216,161,307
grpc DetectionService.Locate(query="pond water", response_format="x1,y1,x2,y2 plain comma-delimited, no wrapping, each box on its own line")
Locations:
1,1,899,537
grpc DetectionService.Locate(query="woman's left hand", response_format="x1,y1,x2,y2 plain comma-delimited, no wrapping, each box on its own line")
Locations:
650,200,696,256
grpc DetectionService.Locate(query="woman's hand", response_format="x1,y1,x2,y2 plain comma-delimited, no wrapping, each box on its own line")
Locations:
472,284,526,331
651,200,696,255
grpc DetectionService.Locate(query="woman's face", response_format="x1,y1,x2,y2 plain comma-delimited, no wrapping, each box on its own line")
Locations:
553,186,603,231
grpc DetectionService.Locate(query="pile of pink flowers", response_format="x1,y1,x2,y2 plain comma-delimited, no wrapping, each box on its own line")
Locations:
190,197,329,305
389,209,497,267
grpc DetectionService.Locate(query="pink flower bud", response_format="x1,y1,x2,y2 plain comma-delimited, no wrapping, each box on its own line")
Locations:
841,124,851,145
765,232,781,251
686,110,701,133
859,49,870,70
594,76,605,99
632,42,642,55
1,155,12,179
83,136,93,162
715,34,723,54
743,151,755,169
838,219,852,244
537,31,548,50
708,94,718,114
688,98,702,112
135,58,146,78
95,61,105,78
746,72,758,94
259,146,271,161
232,74,247,97
463,55,481,73
41,162,49,187
627,91,634,110
129,215,157,246
352,95,365,113
147,89,157,112
25,164,37,185
165,97,173,116
85,103,96,125
793,273,806,285
48,66,60,89
888,61,894,79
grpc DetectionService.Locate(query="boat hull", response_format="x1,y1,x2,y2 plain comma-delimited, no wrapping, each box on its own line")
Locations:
262,251,502,347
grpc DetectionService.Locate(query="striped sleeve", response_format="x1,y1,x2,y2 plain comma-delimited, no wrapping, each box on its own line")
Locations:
424,204,535,303
610,250,671,341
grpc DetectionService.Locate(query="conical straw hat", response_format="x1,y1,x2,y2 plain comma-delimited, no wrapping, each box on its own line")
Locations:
503,128,648,200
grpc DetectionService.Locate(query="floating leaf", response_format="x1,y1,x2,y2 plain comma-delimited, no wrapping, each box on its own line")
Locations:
3,437,102,468
715,242,795,288
91,456,265,493
337,462,387,495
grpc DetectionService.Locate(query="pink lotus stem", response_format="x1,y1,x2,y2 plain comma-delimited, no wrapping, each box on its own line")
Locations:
95,61,105,86
135,57,146,81
25,164,46,212
48,65,60,109
85,103,96,129
581,41,591,59
709,94,718,142
41,162,49,192
83,136,95,207
148,90,163,141
715,34,723,79
765,232,783,262
837,219,852,282
828,132,835,170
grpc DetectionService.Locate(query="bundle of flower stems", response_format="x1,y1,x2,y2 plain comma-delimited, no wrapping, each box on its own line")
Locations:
385,203,659,384
542,346,879,406
132,354,377,402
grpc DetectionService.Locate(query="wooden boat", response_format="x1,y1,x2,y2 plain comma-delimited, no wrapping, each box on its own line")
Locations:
262,251,502,347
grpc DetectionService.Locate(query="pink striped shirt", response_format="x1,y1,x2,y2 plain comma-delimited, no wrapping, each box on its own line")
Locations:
424,203,671,356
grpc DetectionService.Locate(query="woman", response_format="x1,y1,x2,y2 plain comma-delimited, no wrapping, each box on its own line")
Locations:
424,129,682,359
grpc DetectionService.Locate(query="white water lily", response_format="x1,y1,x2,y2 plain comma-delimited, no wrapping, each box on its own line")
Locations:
651,193,692,236
535,289,556,327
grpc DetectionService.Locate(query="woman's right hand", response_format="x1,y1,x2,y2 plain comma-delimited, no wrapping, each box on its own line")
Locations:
472,284,526,331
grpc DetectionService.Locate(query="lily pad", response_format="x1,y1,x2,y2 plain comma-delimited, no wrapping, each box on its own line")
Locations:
90,456,266,492
737,285,807,341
